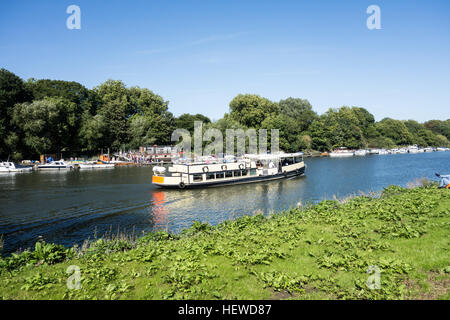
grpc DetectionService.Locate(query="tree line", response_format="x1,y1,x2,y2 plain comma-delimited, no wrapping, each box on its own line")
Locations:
1,68,449,160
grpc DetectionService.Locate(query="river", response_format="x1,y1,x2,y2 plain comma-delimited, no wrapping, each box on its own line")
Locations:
1,151,449,254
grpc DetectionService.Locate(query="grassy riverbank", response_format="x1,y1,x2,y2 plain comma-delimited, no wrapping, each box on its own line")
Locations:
1,185,449,300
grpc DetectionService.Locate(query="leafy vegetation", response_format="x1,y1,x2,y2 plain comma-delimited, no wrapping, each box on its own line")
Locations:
0,186,448,300
0,240,74,272
2,69,450,159
1,69,449,159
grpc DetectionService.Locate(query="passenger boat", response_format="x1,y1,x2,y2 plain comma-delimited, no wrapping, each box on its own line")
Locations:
152,152,305,189
37,160,73,170
0,162,33,173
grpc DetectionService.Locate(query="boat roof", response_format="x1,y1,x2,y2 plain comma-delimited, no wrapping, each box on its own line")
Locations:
244,152,303,160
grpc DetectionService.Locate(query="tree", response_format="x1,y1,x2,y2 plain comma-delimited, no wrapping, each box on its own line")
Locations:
260,114,289,152
127,86,175,147
308,118,332,151
11,97,75,157
129,87,169,115
229,94,279,128
279,98,318,132
433,134,449,147
351,107,376,140
26,79,90,105
424,120,450,140
0,69,33,157
320,107,366,149
94,80,133,150
175,113,211,135
376,118,414,146
79,113,109,152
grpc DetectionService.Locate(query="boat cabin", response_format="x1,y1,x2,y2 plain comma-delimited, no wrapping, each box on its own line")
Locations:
152,152,305,188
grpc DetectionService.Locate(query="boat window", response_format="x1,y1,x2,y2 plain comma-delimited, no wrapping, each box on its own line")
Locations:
216,172,225,179
233,170,241,177
294,156,303,163
282,158,294,166
241,170,248,176
193,174,203,182
206,173,215,180
250,168,257,176
225,171,232,178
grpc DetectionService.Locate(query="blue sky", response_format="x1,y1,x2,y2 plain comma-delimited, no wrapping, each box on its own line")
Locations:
1,0,449,121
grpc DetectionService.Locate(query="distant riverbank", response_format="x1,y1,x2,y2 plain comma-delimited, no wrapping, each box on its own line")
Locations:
1,185,448,300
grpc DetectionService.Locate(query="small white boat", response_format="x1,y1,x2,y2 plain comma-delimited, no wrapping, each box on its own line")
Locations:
408,145,419,154
354,150,367,156
378,149,389,155
77,162,115,169
0,162,33,173
329,148,354,158
37,160,73,170
424,147,433,153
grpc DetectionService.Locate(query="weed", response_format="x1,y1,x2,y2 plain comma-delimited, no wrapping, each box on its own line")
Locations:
0,185,448,300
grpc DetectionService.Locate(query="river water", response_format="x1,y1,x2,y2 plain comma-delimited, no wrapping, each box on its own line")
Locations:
1,152,449,254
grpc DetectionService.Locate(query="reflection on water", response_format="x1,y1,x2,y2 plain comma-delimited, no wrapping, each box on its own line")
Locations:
147,175,309,234
151,191,169,230
1,152,449,254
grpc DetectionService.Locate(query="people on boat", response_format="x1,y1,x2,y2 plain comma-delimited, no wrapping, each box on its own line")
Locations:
256,160,263,169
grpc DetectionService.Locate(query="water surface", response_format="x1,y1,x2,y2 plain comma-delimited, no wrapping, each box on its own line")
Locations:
1,152,449,254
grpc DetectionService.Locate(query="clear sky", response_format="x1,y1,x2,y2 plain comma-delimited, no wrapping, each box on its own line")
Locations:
1,0,449,122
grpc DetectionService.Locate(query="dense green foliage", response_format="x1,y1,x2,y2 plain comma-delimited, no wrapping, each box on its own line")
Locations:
0,68,448,159
0,186,448,299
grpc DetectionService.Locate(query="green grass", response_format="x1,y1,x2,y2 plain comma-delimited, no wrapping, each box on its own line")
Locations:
0,185,449,300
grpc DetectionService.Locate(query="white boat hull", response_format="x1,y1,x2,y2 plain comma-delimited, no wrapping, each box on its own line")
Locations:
329,152,354,157
78,163,115,169
0,162,33,173
37,160,73,170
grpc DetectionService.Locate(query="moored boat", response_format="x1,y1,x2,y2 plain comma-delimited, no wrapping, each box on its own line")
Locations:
152,152,305,189
37,160,73,170
329,148,354,158
76,160,115,169
77,163,115,169
408,145,419,154
0,162,33,173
